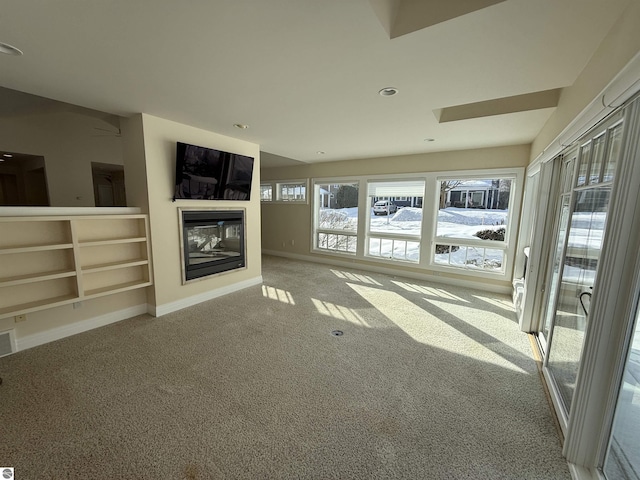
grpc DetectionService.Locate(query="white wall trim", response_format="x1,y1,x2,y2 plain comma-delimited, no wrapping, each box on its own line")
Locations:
151,275,263,317
263,250,511,295
16,304,149,352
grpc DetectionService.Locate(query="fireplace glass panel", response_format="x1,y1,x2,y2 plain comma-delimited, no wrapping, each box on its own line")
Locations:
186,224,241,266
182,210,245,281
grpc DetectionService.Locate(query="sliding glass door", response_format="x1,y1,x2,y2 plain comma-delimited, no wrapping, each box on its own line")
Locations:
539,152,576,352
541,115,624,415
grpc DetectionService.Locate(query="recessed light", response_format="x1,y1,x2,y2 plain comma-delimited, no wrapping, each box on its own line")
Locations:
0,42,23,56
3,153,13,158
379,87,398,97
233,123,249,129
424,138,435,142
317,151,325,155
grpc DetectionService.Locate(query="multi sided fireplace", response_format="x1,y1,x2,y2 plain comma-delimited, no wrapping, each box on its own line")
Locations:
180,209,246,282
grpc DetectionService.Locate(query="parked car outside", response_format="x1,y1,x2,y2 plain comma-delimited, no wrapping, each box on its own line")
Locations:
373,200,398,215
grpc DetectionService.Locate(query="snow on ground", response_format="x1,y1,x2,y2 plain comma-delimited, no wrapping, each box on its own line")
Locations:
437,207,507,226
369,207,507,239
391,208,422,222
317,205,605,274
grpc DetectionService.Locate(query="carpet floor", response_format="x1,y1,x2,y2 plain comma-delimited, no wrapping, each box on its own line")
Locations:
0,255,571,479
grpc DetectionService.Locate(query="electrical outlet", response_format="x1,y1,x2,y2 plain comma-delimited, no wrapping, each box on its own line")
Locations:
14,314,26,323
290,239,295,246
73,302,83,309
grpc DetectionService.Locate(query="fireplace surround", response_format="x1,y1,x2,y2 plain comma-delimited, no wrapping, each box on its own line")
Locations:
179,209,246,282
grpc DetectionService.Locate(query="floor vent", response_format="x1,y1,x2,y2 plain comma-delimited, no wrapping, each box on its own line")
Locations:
0,330,16,358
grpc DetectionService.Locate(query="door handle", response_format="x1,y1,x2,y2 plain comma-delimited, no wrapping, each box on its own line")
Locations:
579,287,593,316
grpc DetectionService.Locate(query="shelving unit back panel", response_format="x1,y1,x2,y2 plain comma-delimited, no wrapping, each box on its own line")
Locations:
0,249,75,280
0,220,71,249
75,217,146,242
82,265,149,293
79,242,148,268
0,277,78,311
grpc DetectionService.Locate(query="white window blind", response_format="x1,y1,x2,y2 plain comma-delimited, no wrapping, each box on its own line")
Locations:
367,181,425,197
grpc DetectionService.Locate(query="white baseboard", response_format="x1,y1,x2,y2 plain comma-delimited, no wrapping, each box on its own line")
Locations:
262,250,511,295
16,304,149,352
151,275,263,317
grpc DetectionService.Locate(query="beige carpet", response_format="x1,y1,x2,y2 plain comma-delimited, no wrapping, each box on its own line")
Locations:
0,255,570,479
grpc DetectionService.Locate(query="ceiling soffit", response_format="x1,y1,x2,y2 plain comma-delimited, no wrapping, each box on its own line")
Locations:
369,0,508,38
435,89,562,123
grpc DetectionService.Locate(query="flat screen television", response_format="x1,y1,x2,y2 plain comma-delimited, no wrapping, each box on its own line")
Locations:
174,142,254,201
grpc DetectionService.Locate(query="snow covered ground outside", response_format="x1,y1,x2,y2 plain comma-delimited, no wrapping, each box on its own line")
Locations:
318,206,508,269
319,206,507,236
317,205,605,275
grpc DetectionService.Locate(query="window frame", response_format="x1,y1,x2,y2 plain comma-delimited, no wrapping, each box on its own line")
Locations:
365,179,425,264
260,179,309,204
259,182,273,202
311,179,361,256
309,168,523,281
428,169,523,279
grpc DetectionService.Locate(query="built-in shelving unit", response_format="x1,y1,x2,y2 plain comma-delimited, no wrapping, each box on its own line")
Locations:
0,214,152,319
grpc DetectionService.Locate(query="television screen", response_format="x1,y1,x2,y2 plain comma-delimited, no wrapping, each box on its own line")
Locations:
174,142,254,201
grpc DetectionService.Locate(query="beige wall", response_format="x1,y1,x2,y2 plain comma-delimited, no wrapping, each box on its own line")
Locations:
0,110,124,207
531,0,640,161
138,114,262,309
262,144,529,290
1,111,261,347
121,115,150,213
263,144,530,181
0,110,143,348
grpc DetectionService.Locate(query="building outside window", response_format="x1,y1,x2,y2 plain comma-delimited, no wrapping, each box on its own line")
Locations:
433,177,514,273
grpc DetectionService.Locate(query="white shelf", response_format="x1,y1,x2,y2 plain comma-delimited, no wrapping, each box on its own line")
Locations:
0,243,73,255
0,214,152,318
82,259,149,274
0,270,77,288
83,280,152,299
0,295,78,319
79,237,147,247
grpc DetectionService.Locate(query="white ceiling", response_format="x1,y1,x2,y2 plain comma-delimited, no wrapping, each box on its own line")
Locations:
0,0,629,167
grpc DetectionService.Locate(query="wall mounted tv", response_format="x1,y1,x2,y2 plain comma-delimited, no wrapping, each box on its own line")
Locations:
174,142,254,201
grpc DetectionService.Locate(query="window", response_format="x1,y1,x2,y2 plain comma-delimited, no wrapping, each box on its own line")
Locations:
260,183,273,202
260,180,308,203
366,180,424,263
309,169,522,280
313,182,359,254
433,177,514,273
277,180,307,202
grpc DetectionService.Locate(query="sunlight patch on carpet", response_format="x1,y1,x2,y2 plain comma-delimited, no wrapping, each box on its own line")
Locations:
348,283,526,373
392,281,469,303
331,269,383,285
471,294,513,311
426,297,515,330
262,285,295,305
311,298,371,327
